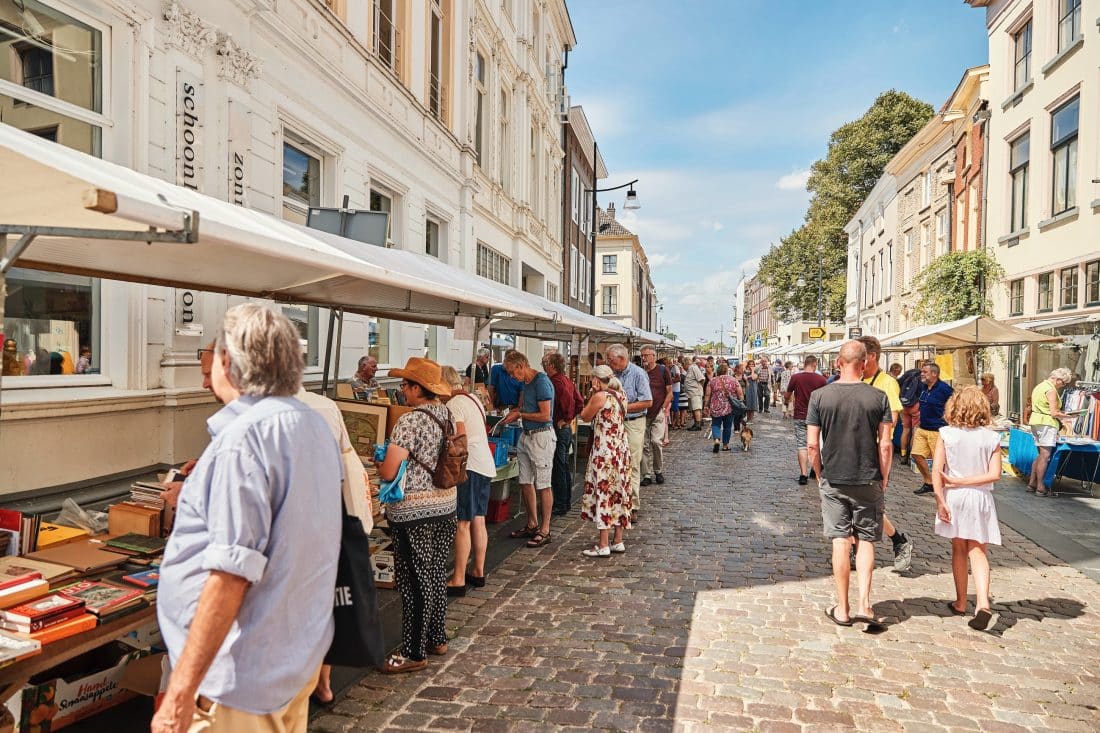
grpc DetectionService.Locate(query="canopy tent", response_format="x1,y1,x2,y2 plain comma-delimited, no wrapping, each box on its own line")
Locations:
0,124,552,329
880,316,1062,350
1016,313,1100,332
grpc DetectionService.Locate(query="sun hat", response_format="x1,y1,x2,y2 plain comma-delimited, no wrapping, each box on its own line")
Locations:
389,357,452,397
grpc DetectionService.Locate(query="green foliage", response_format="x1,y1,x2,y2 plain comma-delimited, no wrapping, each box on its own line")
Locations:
912,249,1005,323
660,330,679,341
759,90,935,321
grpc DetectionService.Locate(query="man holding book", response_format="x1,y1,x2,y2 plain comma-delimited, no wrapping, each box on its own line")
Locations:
153,305,342,733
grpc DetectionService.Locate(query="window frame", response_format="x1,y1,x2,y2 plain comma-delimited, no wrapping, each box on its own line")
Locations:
1009,132,1029,232
1009,278,1024,316
373,0,398,72
602,285,618,315
477,242,511,285
1050,96,1079,216
1059,266,1079,309
1086,260,1100,306
1013,18,1032,91
1058,0,1081,53
1037,271,1054,312
602,254,617,274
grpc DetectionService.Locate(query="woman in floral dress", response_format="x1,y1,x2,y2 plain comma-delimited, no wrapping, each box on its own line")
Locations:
579,365,633,558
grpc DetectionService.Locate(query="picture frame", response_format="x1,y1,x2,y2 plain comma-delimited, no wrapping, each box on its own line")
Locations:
335,400,388,459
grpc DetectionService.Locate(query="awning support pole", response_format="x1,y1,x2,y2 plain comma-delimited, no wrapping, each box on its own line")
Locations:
332,308,345,397
321,309,337,397
0,215,199,246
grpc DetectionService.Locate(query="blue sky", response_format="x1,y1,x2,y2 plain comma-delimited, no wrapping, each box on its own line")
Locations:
565,0,989,346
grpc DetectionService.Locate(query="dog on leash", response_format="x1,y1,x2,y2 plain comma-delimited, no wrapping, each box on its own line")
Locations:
739,424,754,452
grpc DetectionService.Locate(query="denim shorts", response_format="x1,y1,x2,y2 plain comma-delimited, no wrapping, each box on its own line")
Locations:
456,471,492,521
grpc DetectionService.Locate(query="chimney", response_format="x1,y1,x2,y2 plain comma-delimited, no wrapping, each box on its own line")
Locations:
608,202,616,219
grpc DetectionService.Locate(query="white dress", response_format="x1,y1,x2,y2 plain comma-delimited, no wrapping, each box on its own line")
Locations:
934,426,1002,545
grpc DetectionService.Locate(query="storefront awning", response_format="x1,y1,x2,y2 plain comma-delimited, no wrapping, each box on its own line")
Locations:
881,316,1062,349
0,124,546,327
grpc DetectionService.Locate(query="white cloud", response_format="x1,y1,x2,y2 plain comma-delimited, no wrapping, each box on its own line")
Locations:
776,169,811,191
699,219,725,232
647,252,680,268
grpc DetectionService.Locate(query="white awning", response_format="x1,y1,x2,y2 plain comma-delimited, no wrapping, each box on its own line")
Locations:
0,124,545,327
881,316,1062,349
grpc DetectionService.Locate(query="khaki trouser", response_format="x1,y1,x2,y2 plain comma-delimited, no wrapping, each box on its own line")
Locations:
187,666,319,733
625,417,646,511
641,414,665,478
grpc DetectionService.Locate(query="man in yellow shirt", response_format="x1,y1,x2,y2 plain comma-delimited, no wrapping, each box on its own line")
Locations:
858,336,913,572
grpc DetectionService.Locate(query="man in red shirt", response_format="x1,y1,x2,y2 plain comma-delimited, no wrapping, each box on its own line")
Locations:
785,355,828,485
640,346,673,487
543,353,583,516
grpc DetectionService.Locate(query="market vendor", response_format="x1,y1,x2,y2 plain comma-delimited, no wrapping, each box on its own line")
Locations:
1027,367,1075,497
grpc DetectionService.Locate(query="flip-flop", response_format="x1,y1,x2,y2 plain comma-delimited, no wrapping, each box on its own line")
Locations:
825,606,853,627
968,609,993,631
851,615,889,633
946,601,967,616
509,525,538,539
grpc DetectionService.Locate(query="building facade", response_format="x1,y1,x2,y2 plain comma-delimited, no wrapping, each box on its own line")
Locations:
595,205,656,331
945,66,991,253
561,105,606,312
845,174,900,336
0,0,575,493
970,0,1099,414
743,274,778,353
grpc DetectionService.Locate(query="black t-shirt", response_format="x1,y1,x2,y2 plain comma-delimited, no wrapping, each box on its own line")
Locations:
806,382,892,485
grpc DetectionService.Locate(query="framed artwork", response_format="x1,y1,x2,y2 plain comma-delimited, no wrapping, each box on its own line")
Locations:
336,400,388,459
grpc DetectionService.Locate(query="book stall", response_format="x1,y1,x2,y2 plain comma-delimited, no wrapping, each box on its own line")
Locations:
0,124,643,730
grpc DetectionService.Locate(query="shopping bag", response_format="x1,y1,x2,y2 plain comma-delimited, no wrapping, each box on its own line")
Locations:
727,395,747,416
324,505,385,668
377,459,408,504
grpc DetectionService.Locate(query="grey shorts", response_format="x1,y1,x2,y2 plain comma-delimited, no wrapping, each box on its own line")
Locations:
1031,424,1059,448
819,478,884,542
794,420,807,448
518,429,556,489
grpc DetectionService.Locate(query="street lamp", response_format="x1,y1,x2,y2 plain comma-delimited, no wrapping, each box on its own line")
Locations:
586,140,640,316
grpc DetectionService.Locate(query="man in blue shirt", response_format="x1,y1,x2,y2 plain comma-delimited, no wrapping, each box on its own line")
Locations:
489,361,523,409
912,362,954,495
498,350,556,548
606,344,652,520
154,304,342,733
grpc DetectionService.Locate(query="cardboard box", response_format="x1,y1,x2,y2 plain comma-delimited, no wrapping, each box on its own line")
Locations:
371,551,394,589
13,643,146,732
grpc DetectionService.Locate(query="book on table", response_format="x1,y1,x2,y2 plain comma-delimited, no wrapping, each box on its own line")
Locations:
26,612,96,644
0,630,41,668
104,534,167,556
35,522,90,549
0,567,40,592
0,556,77,585
56,580,142,616
0,593,85,632
120,569,159,588
0,578,50,610
26,540,130,573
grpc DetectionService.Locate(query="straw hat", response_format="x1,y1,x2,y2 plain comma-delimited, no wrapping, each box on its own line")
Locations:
389,357,452,397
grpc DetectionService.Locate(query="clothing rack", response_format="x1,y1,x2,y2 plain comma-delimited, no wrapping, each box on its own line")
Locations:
1063,385,1100,441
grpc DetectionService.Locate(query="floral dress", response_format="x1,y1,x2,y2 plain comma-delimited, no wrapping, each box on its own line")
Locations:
580,388,633,530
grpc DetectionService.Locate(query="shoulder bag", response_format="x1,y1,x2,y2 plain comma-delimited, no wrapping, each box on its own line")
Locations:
325,495,385,668
413,408,469,489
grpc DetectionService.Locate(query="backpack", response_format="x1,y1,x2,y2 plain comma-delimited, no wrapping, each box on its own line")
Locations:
411,408,469,489
899,370,922,406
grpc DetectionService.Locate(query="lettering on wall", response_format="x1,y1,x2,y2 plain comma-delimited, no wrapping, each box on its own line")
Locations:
227,100,251,206
175,290,203,337
176,70,203,191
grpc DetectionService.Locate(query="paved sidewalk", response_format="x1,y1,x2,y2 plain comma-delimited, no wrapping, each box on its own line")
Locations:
312,412,1100,732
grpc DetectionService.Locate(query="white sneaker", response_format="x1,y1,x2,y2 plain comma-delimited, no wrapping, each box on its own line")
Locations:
609,542,626,554
582,545,610,557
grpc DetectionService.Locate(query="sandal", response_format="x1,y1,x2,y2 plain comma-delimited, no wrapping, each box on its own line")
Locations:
851,615,889,633
526,531,551,547
428,643,449,656
1035,488,1051,497
946,601,967,616
380,654,427,675
825,606,853,627
509,524,538,539
968,608,993,631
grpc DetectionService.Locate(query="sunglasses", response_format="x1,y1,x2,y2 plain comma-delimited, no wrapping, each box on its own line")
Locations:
399,380,415,389
197,348,214,360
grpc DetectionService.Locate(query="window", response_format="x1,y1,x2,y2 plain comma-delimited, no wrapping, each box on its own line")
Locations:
602,286,618,315
428,1,443,118
1009,279,1024,316
1060,266,1079,308
570,169,580,223
477,242,510,285
1058,0,1081,52
529,127,539,216
904,230,913,254
603,254,617,274
921,172,932,209
546,282,558,302
936,209,948,252
1085,260,1100,305
579,255,589,304
1009,133,1029,232
474,52,486,166
498,90,511,193
282,141,321,224
920,223,931,268
1037,272,1053,311
369,188,395,245
425,219,439,257
17,46,53,96
373,0,397,72
569,246,578,299
1013,19,1032,91
886,242,893,297
1050,97,1078,216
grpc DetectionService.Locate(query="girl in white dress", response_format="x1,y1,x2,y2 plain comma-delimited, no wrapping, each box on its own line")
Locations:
932,386,1003,631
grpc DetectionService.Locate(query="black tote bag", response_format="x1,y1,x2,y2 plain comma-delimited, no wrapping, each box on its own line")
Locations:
324,505,385,668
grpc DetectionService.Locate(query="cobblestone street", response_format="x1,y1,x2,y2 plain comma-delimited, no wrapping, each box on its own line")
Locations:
312,412,1100,732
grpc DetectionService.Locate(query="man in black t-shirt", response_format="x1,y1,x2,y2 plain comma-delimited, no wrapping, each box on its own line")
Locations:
806,340,893,631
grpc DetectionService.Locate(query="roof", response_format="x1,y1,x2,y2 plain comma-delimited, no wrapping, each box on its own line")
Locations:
567,106,608,179
597,208,635,238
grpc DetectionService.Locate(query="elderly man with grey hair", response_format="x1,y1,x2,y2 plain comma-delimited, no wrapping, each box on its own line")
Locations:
639,345,672,487
153,304,342,733
466,347,491,385
605,344,653,519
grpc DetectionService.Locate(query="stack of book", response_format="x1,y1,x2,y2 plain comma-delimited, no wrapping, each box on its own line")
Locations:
0,509,40,556
0,593,95,643
0,630,41,669
103,534,166,558
56,580,147,624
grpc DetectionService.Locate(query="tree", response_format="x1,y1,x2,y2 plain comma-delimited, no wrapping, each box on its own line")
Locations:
660,330,679,342
912,249,1004,323
759,90,935,321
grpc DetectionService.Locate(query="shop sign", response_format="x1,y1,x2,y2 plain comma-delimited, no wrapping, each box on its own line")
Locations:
175,290,203,337
227,100,250,206
849,327,863,338
176,70,203,191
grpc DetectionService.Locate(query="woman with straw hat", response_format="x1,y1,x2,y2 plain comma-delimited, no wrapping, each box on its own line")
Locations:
375,357,461,674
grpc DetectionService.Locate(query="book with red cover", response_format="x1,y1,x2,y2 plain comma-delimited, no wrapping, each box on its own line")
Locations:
0,603,87,633
0,578,50,610
27,613,96,644
0,592,84,625
0,568,41,592
57,580,142,616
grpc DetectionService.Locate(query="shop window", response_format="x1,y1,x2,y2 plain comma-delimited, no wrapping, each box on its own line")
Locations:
1050,97,1078,216
477,242,510,285
1037,271,1053,312
1086,260,1100,305
602,286,617,315
1013,19,1031,91
2,269,99,378
1009,279,1023,316
1058,0,1081,52
370,316,390,364
1009,133,1029,232
1060,266,1078,309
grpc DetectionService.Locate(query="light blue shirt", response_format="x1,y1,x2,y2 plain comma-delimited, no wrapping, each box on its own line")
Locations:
158,395,343,714
615,362,654,420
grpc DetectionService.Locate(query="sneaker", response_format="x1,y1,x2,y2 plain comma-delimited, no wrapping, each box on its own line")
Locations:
609,542,626,553
809,468,817,479
641,477,653,487
893,538,913,572
654,473,665,485
798,475,808,485
913,483,934,495
900,455,910,466
582,545,610,558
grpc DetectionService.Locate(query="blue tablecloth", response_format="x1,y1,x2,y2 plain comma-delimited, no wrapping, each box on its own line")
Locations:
1008,427,1100,488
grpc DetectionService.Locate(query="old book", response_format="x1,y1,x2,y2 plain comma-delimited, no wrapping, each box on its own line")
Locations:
1,593,84,626
0,578,50,610
95,597,149,625
57,581,142,616
0,556,77,585
0,630,40,669
0,603,87,633
27,612,96,644
26,540,129,573
120,569,159,588
35,523,90,549
104,534,166,556
108,504,161,537
0,568,40,592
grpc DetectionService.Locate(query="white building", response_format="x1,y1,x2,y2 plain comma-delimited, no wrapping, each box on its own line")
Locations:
594,206,657,331
0,0,573,493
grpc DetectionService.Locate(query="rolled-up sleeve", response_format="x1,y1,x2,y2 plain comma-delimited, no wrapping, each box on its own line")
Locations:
200,447,272,583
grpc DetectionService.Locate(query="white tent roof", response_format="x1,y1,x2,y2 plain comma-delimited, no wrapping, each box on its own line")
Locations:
0,124,619,334
881,316,1061,349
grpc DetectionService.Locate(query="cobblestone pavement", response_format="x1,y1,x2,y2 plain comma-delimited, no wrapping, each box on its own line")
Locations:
312,411,1100,732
